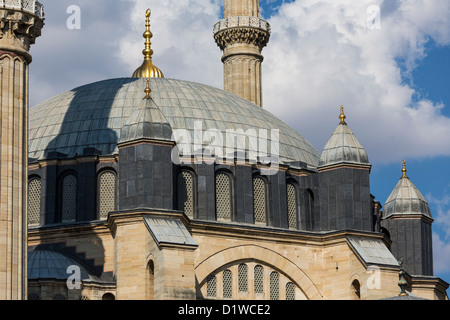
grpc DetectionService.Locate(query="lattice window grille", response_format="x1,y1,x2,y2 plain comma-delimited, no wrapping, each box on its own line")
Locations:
270,272,279,300
206,275,217,298
223,269,232,299
28,178,41,226
216,173,231,221
238,264,248,292
178,171,194,219
287,183,297,229
28,293,40,300
286,282,295,300
254,265,264,294
253,177,266,224
22,0,33,11
99,171,116,220
53,294,66,300
62,175,77,223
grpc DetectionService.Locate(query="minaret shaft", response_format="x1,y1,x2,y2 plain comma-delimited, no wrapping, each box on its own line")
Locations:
214,0,270,107
0,4,44,300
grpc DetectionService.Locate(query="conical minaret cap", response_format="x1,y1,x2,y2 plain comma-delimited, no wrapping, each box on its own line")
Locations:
319,106,369,167
383,161,432,219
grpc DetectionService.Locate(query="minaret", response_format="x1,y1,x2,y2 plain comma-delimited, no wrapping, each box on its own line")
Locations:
0,2,44,300
214,0,271,107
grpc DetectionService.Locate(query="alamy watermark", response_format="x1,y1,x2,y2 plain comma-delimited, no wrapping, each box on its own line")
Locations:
367,5,381,30
171,121,280,176
67,5,81,30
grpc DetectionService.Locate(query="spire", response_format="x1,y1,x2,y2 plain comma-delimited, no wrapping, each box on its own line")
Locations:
339,106,347,125
145,78,151,99
401,160,408,178
132,9,164,78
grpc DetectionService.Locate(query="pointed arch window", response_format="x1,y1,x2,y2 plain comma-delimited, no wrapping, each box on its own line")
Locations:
238,264,248,292
28,178,42,226
307,189,315,230
254,265,264,294
253,177,267,224
223,269,232,299
270,271,279,300
177,170,194,219
61,174,77,223
216,173,232,222
98,170,116,220
286,282,295,300
206,275,217,298
286,183,297,229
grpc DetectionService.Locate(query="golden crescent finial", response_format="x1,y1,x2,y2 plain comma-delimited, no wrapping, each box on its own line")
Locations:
132,8,164,78
339,106,347,125
402,160,407,178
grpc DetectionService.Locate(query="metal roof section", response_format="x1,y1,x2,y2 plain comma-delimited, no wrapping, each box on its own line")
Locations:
28,250,103,283
347,236,399,267
143,215,197,247
28,78,320,168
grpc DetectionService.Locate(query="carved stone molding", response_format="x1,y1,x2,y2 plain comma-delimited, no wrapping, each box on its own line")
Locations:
0,9,44,62
214,26,270,52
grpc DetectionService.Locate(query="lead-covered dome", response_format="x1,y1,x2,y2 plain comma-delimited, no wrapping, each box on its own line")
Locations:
29,78,320,168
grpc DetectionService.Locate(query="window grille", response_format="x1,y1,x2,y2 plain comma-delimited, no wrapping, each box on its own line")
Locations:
28,293,40,300
286,282,295,300
206,275,217,297
62,175,77,223
238,264,248,292
216,173,231,221
178,171,194,219
253,177,266,224
98,171,116,219
287,183,297,229
223,269,232,299
270,272,279,300
254,265,264,294
28,178,41,226
53,294,66,300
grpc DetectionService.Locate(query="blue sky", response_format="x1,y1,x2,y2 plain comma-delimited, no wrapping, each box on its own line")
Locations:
29,0,450,284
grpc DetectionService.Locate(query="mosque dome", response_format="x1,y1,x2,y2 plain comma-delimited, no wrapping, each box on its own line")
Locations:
383,161,432,219
319,107,369,168
28,77,320,168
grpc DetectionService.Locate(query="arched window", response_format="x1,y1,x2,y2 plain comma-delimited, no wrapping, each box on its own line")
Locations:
216,173,232,222
351,280,361,299
286,282,295,300
270,271,279,300
253,177,267,224
147,260,155,300
102,293,115,300
238,264,248,292
223,269,232,299
254,265,264,294
177,170,194,219
98,171,116,220
61,174,77,223
206,275,217,298
28,178,41,226
286,183,297,229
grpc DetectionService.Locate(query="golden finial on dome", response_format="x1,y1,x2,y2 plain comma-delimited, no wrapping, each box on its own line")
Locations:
145,78,152,99
132,9,164,78
402,160,408,178
339,106,347,125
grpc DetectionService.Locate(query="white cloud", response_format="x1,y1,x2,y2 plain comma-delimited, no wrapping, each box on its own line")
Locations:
261,0,450,163
433,232,450,277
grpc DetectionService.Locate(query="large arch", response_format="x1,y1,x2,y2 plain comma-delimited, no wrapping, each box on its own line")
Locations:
195,244,323,300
